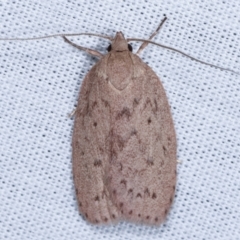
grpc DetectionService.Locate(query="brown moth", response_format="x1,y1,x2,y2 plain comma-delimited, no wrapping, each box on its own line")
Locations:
71,19,177,225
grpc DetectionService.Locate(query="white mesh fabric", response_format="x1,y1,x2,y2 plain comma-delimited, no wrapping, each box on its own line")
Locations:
0,0,240,239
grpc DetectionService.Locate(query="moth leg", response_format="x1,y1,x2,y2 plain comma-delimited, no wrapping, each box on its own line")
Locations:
177,159,182,164
63,36,103,58
136,16,167,55
68,108,76,118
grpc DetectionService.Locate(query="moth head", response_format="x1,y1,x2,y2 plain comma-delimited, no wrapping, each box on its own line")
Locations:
107,32,132,52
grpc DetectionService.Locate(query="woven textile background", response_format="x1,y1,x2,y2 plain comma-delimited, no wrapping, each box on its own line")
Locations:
1,1,240,239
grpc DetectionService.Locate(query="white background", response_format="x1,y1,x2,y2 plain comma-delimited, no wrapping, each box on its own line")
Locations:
0,0,240,239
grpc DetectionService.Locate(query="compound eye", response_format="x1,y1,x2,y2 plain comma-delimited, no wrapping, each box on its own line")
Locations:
107,44,112,52
107,44,132,52
128,44,133,52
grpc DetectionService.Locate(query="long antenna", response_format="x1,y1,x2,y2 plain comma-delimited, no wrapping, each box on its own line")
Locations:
0,32,238,75
0,33,112,41
127,38,239,75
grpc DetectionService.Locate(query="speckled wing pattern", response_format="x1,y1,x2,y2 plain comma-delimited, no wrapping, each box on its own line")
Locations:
72,50,177,225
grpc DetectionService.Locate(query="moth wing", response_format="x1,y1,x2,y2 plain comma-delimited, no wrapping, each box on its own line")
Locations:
108,54,177,225
72,60,120,224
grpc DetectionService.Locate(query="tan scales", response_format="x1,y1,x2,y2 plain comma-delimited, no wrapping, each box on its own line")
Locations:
72,29,177,225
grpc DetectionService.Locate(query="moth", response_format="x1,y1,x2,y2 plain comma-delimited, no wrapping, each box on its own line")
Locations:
70,17,177,225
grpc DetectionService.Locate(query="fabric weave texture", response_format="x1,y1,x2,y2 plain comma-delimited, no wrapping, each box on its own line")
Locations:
0,1,239,239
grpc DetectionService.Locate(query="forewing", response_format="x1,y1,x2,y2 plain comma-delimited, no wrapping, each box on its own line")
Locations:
72,60,120,224
108,54,177,225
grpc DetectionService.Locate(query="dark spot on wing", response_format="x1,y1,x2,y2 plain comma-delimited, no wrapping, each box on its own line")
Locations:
94,159,102,167
136,193,142,198
94,196,100,201
163,145,167,156
131,128,137,135
116,135,125,151
128,189,133,195
133,98,140,109
92,101,97,109
165,209,168,216
152,193,157,199
144,188,150,198
146,157,154,166
101,98,110,108
116,107,131,120
153,98,159,114
120,179,127,188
